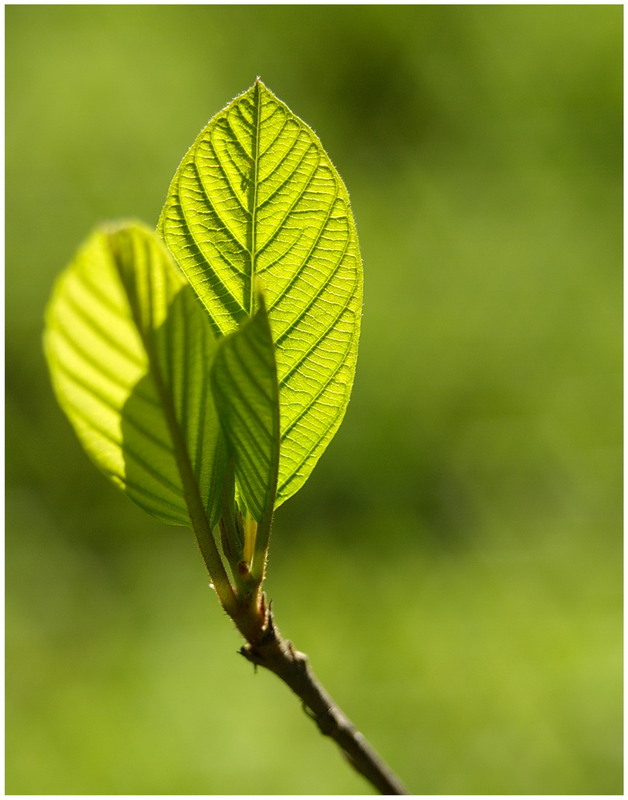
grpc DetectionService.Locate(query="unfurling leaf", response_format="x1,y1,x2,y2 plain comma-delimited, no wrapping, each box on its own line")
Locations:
211,292,279,526
44,223,225,528
159,79,362,508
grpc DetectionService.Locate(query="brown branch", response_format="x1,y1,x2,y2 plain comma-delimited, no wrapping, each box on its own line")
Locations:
238,604,410,795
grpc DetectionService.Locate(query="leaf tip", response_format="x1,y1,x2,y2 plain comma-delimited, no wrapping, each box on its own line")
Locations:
254,76,269,94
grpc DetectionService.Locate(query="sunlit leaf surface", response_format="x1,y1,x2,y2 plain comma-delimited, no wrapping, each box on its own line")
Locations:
44,223,224,527
159,80,362,506
211,294,279,524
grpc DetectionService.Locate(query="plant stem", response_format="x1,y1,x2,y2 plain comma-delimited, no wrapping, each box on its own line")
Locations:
239,602,410,795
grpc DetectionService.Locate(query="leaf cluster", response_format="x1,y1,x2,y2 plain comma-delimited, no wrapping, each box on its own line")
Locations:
44,80,362,635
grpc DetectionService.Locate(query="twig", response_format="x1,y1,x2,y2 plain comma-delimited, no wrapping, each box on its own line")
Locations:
239,603,410,795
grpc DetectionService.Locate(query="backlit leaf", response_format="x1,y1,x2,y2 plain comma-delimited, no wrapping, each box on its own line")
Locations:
159,79,362,507
44,223,225,528
211,292,280,525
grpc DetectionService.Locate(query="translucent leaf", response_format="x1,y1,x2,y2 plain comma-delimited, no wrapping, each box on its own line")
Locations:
211,292,280,525
159,79,362,507
44,223,225,528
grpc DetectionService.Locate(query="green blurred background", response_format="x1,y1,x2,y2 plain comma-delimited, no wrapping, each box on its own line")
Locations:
6,5,622,795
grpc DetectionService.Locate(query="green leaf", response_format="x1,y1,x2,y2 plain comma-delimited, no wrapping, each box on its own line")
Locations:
44,222,226,530
159,79,362,508
211,292,280,580
211,291,280,524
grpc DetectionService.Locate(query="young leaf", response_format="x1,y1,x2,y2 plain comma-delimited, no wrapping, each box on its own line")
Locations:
211,293,280,527
159,79,363,508
211,292,279,580
44,223,226,530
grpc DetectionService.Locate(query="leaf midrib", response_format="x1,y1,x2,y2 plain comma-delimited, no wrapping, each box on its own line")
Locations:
247,80,262,317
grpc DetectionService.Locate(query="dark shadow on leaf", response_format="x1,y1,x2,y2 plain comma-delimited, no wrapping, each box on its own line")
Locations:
120,284,223,529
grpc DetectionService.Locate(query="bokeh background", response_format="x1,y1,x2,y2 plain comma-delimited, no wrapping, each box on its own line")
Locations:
6,5,622,795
